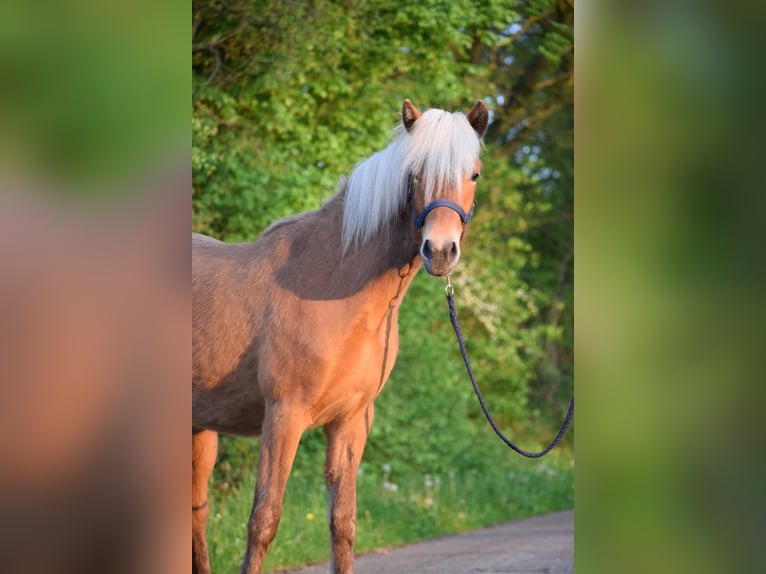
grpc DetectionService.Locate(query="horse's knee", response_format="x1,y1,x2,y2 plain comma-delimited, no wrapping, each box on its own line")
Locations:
193,502,210,533
248,506,280,550
330,508,357,547
329,508,356,574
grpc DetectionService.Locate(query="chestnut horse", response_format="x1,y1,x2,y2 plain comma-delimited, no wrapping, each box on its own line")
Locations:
192,99,488,574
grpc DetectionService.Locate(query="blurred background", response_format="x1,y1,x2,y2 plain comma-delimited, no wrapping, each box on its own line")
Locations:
577,1,766,573
0,1,188,573
192,1,574,571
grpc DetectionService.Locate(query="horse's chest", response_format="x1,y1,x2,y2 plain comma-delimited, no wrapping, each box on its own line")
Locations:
304,316,400,425
327,318,398,385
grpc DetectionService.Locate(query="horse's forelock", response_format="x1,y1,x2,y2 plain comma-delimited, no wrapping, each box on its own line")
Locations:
403,109,481,204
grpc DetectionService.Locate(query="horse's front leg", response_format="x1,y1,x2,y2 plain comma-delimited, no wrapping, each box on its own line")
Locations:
240,404,307,574
192,430,218,574
324,403,374,574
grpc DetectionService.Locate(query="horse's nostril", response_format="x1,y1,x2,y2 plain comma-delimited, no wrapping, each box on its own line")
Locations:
421,239,432,260
448,241,459,263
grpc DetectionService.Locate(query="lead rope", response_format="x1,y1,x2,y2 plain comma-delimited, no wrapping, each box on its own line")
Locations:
445,277,574,458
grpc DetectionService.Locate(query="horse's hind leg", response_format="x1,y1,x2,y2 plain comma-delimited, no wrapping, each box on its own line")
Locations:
240,405,306,574
192,430,218,574
324,404,374,574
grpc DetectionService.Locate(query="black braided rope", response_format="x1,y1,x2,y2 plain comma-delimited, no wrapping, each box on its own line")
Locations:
447,291,574,458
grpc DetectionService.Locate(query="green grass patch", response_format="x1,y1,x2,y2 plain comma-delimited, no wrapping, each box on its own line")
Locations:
207,435,573,573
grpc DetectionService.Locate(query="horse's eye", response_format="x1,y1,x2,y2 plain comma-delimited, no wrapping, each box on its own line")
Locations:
471,172,480,182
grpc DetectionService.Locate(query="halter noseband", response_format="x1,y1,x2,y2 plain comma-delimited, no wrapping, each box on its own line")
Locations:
408,182,476,230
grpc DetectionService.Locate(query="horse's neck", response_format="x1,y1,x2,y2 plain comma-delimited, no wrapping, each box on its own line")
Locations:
322,192,421,309
259,189,421,315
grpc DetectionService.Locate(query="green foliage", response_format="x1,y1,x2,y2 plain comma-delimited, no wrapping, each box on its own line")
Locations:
0,0,187,188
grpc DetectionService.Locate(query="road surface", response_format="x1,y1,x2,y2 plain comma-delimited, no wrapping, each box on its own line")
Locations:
280,509,573,574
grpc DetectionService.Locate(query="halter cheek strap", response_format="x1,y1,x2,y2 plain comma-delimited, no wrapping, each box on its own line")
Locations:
408,191,476,230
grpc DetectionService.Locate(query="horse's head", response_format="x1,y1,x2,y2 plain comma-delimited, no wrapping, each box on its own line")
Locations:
403,99,488,277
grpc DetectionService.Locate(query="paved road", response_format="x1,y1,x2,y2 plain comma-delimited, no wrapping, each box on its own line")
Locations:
281,509,573,574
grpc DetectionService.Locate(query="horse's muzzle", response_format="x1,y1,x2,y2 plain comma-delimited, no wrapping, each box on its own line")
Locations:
420,238,460,277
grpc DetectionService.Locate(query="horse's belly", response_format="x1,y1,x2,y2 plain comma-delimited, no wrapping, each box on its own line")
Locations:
192,383,266,436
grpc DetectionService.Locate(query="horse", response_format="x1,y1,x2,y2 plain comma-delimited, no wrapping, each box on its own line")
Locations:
192,98,488,574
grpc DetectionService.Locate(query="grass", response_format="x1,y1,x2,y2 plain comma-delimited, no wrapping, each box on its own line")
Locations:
206,440,574,573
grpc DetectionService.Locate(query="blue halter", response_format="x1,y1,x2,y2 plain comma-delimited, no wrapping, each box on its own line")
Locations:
408,186,476,230
412,198,475,229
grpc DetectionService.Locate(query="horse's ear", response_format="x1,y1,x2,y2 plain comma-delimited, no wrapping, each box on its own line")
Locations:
466,100,489,139
402,99,421,133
